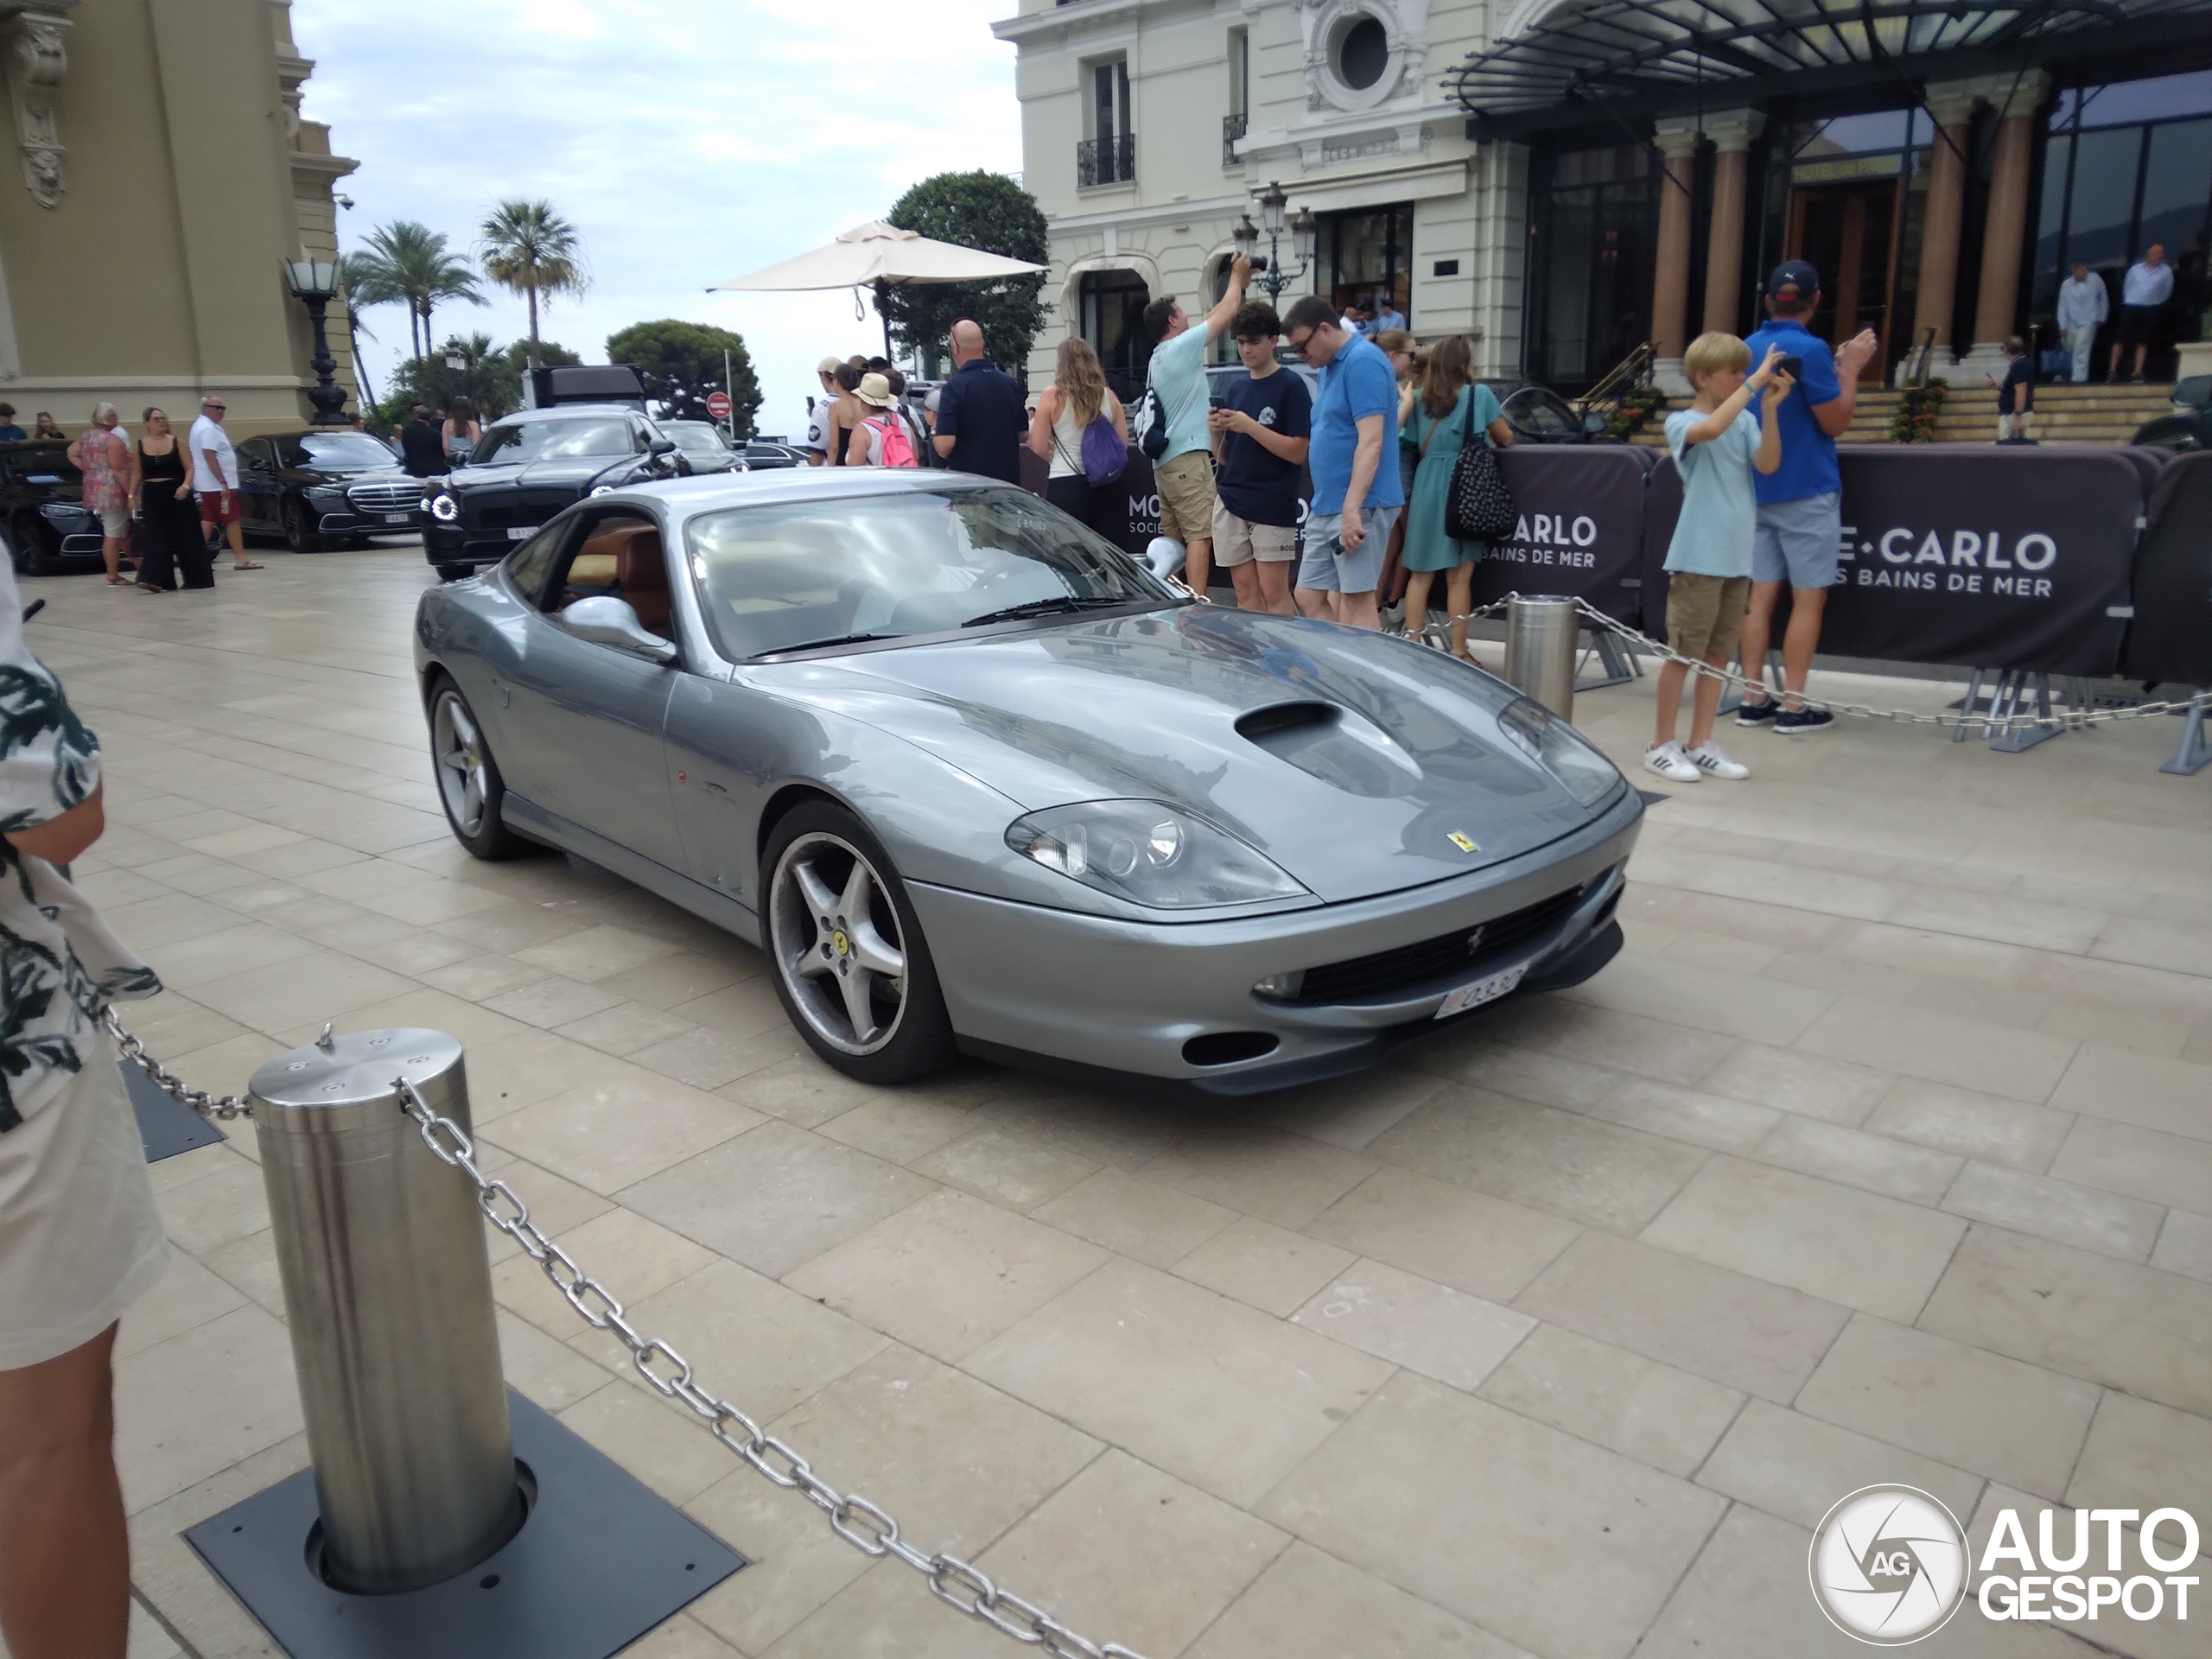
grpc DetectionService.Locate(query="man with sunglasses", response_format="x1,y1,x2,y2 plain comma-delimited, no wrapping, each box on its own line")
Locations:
1281,296,1401,629
188,394,259,572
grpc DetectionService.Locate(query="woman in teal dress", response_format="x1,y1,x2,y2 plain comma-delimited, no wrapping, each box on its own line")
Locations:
1400,334,1513,659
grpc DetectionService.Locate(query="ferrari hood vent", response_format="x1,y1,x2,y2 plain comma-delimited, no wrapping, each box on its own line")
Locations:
1234,702,1422,798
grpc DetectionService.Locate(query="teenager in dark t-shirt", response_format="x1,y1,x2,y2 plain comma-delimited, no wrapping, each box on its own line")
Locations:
1206,301,1311,616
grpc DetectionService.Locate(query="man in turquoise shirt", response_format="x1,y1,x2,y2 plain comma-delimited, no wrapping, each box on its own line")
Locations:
1141,253,1252,594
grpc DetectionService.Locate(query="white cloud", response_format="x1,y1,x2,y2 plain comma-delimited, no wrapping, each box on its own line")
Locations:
293,0,1023,438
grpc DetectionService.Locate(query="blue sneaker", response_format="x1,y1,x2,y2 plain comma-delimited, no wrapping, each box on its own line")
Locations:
1775,706,1834,735
1735,696,1778,727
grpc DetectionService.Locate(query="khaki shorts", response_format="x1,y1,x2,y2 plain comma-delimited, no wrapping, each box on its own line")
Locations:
0,1058,170,1370
1211,500,1297,565
1666,572,1751,662
1154,450,1217,545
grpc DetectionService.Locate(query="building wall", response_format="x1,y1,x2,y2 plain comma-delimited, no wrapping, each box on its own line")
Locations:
995,0,1528,385
0,0,356,437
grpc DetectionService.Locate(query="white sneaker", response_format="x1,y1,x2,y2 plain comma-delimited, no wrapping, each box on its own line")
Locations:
1686,741,1750,779
1643,741,1702,782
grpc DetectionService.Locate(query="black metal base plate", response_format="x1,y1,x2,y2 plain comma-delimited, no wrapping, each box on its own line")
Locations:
124,1061,226,1161
183,1389,744,1658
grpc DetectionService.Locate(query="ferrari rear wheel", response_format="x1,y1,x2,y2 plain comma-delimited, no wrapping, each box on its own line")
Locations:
764,804,955,1084
429,678,530,860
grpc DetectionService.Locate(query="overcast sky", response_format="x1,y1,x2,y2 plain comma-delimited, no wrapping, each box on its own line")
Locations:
292,0,1024,438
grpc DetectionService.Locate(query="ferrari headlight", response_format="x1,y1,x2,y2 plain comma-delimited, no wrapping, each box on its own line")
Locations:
1006,799,1306,910
426,493,459,522
1498,698,1621,808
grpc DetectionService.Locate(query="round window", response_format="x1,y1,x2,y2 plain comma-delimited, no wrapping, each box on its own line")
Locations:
1336,16,1389,91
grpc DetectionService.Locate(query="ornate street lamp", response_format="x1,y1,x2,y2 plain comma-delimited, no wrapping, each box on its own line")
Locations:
1241,182,1315,305
282,257,349,426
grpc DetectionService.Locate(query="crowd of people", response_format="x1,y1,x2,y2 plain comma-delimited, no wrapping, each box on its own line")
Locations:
40,396,268,593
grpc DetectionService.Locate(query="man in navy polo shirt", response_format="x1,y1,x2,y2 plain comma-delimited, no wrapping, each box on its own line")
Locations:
931,319,1026,483
1736,260,1878,735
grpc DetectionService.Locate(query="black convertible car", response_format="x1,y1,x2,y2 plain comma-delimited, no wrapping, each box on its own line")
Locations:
420,404,689,579
234,429,420,552
0,440,104,574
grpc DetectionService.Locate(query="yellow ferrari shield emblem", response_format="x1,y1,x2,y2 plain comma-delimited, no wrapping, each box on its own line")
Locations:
831,928,850,956
1447,831,1479,853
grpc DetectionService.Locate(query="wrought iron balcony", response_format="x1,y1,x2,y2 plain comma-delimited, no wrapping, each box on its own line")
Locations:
1077,132,1135,188
1223,112,1248,167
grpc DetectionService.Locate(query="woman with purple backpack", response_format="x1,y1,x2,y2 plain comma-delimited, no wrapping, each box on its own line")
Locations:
1027,337,1128,538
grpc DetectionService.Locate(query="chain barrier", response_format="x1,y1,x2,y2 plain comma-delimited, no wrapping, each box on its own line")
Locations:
105,1006,1151,1658
1401,592,2212,734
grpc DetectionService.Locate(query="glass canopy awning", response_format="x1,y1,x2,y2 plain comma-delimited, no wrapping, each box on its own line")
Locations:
1446,0,2212,136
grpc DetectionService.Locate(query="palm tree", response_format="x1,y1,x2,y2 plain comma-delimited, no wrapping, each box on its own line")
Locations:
341,221,483,363
479,200,587,371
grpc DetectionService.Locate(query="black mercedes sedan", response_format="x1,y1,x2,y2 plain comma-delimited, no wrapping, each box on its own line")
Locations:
420,404,687,579
235,429,421,551
0,440,104,574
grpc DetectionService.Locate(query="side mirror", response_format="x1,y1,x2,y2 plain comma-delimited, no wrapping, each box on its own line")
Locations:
647,437,677,457
558,595,677,664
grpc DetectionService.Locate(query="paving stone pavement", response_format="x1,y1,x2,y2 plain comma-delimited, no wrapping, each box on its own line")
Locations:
22,544,2212,1659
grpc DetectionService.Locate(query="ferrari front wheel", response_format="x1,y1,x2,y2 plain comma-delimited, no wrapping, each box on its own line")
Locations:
764,802,955,1084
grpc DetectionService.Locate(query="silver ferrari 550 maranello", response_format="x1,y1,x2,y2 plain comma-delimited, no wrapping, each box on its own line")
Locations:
412,469,1640,1094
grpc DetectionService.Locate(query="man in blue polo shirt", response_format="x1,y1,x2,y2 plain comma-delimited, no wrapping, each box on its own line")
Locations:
1737,260,1878,734
931,319,1026,483
1281,295,1402,629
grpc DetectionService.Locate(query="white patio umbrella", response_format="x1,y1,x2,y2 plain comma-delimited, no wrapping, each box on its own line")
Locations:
709,220,1046,358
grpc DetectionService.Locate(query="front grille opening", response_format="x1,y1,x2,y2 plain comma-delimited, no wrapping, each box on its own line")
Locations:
1182,1031,1281,1067
1288,886,1583,1005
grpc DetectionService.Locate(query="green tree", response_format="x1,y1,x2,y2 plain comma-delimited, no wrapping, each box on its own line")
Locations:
340,221,483,362
371,337,582,429
480,200,588,371
606,320,762,437
879,172,1049,379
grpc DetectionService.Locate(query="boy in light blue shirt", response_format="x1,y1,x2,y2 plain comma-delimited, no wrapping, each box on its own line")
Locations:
1647,332,1788,784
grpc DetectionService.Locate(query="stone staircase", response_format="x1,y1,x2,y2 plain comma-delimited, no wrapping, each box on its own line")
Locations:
1626,381,2177,447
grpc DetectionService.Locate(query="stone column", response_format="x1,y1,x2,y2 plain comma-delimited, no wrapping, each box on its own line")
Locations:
1701,110,1765,336
1651,117,1701,393
1910,85,1980,369
1962,69,2052,381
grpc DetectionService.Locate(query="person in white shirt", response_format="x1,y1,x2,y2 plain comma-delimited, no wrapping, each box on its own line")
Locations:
187,394,259,570
2055,262,2107,384
2110,243,2175,383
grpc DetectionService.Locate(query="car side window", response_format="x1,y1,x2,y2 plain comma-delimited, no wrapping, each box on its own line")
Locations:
630,423,652,454
542,512,677,643
502,524,567,602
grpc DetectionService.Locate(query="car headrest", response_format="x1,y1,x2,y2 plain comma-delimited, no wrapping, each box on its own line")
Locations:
610,526,666,593
567,552,619,587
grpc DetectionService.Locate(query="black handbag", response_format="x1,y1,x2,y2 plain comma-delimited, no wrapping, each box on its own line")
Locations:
1442,390,1515,543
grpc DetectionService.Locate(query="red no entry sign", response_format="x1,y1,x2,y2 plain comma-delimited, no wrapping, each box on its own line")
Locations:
705,391,733,420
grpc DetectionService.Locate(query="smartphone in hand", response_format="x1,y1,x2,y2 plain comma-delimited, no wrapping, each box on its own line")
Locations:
1777,355,1804,382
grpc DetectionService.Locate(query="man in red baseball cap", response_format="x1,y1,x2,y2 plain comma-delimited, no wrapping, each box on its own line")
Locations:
1735,260,1877,734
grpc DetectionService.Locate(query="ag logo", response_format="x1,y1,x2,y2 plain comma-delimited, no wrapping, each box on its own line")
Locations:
1809,1485,1968,1644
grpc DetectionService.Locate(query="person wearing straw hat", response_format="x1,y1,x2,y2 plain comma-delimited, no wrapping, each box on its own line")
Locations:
844,372,921,467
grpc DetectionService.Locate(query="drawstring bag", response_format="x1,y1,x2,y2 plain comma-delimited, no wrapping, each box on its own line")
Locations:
1079,413,1128,485
1443,388,1514,542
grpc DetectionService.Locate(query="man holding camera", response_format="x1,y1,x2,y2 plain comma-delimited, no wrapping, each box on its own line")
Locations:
1735,260,1877,734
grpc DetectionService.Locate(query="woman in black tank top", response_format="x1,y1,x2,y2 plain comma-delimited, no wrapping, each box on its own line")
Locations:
127,409,213,590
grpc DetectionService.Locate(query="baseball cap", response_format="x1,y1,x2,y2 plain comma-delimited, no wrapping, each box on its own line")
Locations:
816,355,842,376
1767,260,1820,303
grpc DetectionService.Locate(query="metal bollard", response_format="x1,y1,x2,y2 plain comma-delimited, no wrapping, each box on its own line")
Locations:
1503,594,1580,720
248,1027,520,1595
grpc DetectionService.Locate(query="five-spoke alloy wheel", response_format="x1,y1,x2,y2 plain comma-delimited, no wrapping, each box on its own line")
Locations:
764,804,955,1083
429,678,528,859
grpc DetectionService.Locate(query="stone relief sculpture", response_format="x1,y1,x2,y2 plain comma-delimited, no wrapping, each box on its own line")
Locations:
1,2,78,209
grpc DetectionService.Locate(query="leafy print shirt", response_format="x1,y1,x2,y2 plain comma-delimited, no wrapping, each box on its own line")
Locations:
0,575,159,1132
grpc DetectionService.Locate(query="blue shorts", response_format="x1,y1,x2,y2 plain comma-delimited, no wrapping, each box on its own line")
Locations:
1296,506,1399,595
1753,492,1841,588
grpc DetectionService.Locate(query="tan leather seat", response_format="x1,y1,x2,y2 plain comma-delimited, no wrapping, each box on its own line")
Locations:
609,527,671,636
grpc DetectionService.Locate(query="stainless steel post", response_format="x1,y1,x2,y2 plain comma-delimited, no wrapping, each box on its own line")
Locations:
248,1028,519,1595
1503,594,1579,720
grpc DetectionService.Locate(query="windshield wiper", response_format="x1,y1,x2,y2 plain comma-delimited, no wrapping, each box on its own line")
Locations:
754,632,898,658
962,595,1135,628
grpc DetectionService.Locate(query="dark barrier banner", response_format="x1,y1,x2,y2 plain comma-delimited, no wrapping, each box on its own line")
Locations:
2124,449,2212,686
1468,445,1654,623
1642,444,2144,676
1025,447,1169,563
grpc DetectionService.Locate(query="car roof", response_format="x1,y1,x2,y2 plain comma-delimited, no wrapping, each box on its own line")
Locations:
490,404,642,425
590,467,1004,519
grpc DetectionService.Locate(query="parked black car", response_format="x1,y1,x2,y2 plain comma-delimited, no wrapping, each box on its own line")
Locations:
236,429,421,552
662,420,747,475
2132,376,2212,453
741,441,809,469
0,440,104,575
420,404,688,579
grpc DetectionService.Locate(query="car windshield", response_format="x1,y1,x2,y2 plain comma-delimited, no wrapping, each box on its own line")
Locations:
666,423,729,454
685,486,1173,659
9,444,79,486
471,418,636,465
295,433,400,469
